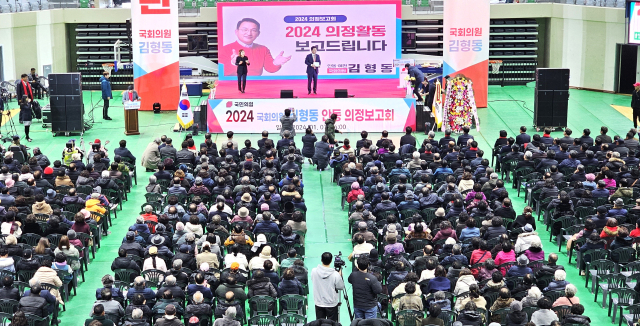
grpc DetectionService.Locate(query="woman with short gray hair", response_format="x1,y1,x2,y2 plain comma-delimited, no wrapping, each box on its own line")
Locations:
552,284,580,307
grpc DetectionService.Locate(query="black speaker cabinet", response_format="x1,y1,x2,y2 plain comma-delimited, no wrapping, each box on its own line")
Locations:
335,89,348,98
280,90,293,98
534,68,570,128
199,103,208,132
49,73,82,96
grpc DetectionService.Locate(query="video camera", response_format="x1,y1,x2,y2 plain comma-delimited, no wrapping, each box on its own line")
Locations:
334,251,345,271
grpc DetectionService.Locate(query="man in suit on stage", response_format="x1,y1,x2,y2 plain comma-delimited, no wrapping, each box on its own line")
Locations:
405,64,424,102
305,46,321,95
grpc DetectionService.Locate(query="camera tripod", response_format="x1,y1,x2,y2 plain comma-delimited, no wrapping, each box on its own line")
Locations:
337,270,354,322
1,109,19,143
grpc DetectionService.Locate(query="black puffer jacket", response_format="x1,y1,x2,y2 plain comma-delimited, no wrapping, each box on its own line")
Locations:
185,302,212,318
277,278,304,297
18,293,48,317
247,277,278,297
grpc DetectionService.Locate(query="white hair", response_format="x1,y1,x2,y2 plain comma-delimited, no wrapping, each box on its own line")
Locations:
524,151,532,159
413,151,420,159
555,269,567,281
348,162,356,169
193,291,204,303
132,308,143,319
527,286,542,299
144,205,153,213
91,193,100,199
565,284,577,297
224,306,237,317
149,175,157,183
165,275,176,286
529,238,542,248
612,152,620,158
101,170,110,178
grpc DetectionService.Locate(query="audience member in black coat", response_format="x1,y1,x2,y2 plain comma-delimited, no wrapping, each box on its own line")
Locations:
111,248,141,272
16,250,40,272
0,276,20,300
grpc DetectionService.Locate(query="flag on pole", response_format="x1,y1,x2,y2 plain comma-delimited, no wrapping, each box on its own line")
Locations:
177,81,193,129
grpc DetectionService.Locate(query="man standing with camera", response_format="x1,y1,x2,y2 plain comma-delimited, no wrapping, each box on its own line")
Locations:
311,252,345,322
348,255,382,319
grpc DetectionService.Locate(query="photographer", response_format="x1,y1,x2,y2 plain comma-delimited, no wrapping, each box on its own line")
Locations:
311,252,345,321
348,255,382,319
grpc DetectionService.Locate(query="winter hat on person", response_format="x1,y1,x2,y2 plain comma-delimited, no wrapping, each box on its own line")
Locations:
238,207,249,218
4,180,13,188
241,193,252,203
126,231,135,240
260,203,270,211
179,244,189,253
615,198,624,208
151,235,164,245
188,316,200,326
517,254,529,266
376,183,385,192
155,224,166,233
195,177,203,185
597,206,608,214
149,246,158,255
510,300,522,311
435,208,445,217
524,224,533,232
80,209,91,219
67,230,77,240
44,167,53,175
230,262,240,270
586,173,596,181
46,189,56,200
351,182,360,190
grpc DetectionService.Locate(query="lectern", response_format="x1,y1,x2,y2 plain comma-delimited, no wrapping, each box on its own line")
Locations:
124,101,140,135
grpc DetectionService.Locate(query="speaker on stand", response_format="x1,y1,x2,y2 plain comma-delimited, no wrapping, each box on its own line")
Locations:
48,73,84,135
534,68,569,130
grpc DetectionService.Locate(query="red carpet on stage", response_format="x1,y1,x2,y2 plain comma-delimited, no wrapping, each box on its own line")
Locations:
214,79,405,99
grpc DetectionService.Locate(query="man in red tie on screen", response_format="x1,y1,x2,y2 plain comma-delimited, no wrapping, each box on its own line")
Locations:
221,18,292,76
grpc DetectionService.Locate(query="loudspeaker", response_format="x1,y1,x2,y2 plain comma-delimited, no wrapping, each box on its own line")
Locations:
48,73,84,132
335,89,348,98
537,68,569,91
49,73,82,96
199,102,208,131
280,90,293,98
50,95,67,132
534,68,570,127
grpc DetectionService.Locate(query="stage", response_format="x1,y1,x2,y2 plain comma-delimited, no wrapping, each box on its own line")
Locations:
214,78,407,99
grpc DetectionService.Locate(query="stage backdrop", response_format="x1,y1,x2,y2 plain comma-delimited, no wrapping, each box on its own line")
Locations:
207,98,416,133
217,1,401,80
131,0,180,110
443,0,489,108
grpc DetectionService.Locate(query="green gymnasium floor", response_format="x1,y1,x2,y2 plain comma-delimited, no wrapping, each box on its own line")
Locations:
7,84,637,325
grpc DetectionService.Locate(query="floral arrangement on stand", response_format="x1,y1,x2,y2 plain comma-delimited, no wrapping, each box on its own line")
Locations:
206,79,219,99
441,75,480,132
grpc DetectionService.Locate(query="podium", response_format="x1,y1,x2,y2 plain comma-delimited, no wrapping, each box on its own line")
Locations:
124,101,140,135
